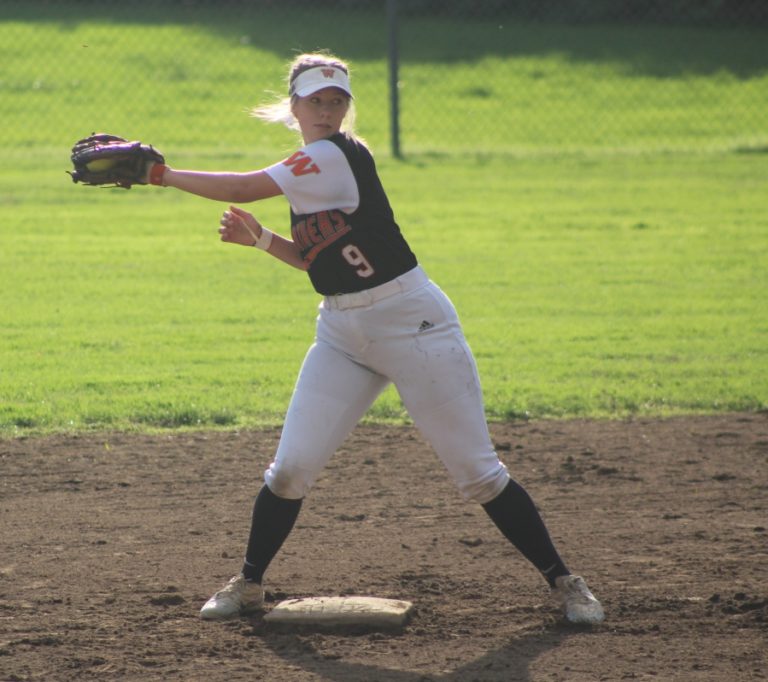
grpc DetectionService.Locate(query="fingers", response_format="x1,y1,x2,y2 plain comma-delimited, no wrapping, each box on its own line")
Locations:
221,206,257,228
219,210,232,239
219,206,259,245
220,208,236,228
219,209,239,242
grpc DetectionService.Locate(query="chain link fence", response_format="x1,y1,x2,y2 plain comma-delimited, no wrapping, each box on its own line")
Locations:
1,0,767,158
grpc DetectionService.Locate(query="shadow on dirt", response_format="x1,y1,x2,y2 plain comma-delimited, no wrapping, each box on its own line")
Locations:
255,621,589,681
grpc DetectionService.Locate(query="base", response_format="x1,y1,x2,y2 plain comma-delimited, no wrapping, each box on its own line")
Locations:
264,595,414,628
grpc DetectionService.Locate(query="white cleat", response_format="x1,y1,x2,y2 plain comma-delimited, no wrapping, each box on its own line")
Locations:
200,574,264,620
553,574,605,624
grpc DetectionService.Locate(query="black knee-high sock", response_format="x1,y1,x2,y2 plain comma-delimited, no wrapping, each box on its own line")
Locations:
482,479,569,587
241,485,303,584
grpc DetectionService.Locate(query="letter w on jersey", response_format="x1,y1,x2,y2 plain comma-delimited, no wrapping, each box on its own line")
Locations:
284,151,321,177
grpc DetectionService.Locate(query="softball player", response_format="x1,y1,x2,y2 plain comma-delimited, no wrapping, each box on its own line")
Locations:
148,52,603,625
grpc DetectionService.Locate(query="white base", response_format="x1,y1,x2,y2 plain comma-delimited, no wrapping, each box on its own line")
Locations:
264,595,414,628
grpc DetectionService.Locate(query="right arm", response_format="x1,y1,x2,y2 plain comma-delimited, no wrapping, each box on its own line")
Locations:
149,160,304,268
219,205,307,271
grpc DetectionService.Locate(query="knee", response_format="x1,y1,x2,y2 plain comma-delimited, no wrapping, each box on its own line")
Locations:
263,460,314,500
459,464,510,505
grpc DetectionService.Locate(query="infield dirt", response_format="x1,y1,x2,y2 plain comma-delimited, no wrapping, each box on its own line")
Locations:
2,413,767,681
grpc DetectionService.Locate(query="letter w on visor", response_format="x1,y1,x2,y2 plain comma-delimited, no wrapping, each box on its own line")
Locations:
290,66,353,98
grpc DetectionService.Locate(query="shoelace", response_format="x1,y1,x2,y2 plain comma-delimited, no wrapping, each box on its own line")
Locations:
215,578,243,598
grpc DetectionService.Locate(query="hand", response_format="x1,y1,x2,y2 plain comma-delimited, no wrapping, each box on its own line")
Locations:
219,205,262,246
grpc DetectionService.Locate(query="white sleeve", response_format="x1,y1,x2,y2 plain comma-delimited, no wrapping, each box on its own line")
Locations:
265,139,359,215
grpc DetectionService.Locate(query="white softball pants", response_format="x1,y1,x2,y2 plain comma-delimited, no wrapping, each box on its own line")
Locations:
264,266,509,504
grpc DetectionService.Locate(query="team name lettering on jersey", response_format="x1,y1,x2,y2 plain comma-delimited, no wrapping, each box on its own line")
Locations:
292,210,352,265
283,151,321,177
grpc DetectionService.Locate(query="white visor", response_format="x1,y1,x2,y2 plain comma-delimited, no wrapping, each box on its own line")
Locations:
289,65,353,98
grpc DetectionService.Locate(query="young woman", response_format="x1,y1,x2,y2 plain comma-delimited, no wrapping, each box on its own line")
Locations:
146,52,604,625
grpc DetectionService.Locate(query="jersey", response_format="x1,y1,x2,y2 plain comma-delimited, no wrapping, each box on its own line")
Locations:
265,133,418,295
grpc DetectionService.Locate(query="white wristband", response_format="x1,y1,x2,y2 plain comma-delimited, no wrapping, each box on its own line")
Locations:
253,227,273,251
241,220,273,251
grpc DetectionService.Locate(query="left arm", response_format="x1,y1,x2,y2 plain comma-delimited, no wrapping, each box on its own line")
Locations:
162,167,282,204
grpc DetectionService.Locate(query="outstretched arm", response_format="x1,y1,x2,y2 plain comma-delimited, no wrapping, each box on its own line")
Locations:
154,165,283,204
219,205,307,271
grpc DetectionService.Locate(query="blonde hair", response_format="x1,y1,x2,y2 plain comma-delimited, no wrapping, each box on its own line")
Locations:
252,52,357,135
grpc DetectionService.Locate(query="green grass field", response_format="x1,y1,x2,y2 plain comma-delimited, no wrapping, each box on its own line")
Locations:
1,3,767,434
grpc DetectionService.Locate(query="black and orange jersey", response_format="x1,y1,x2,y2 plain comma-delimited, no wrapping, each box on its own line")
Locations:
266,133,417,295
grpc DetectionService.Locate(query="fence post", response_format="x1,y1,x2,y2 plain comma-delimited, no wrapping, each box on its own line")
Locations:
387,0,401,159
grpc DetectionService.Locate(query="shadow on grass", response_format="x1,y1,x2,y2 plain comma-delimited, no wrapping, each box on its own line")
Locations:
2,0,767,78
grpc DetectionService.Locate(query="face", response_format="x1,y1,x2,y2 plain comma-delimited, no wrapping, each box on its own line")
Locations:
292,87,350,144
